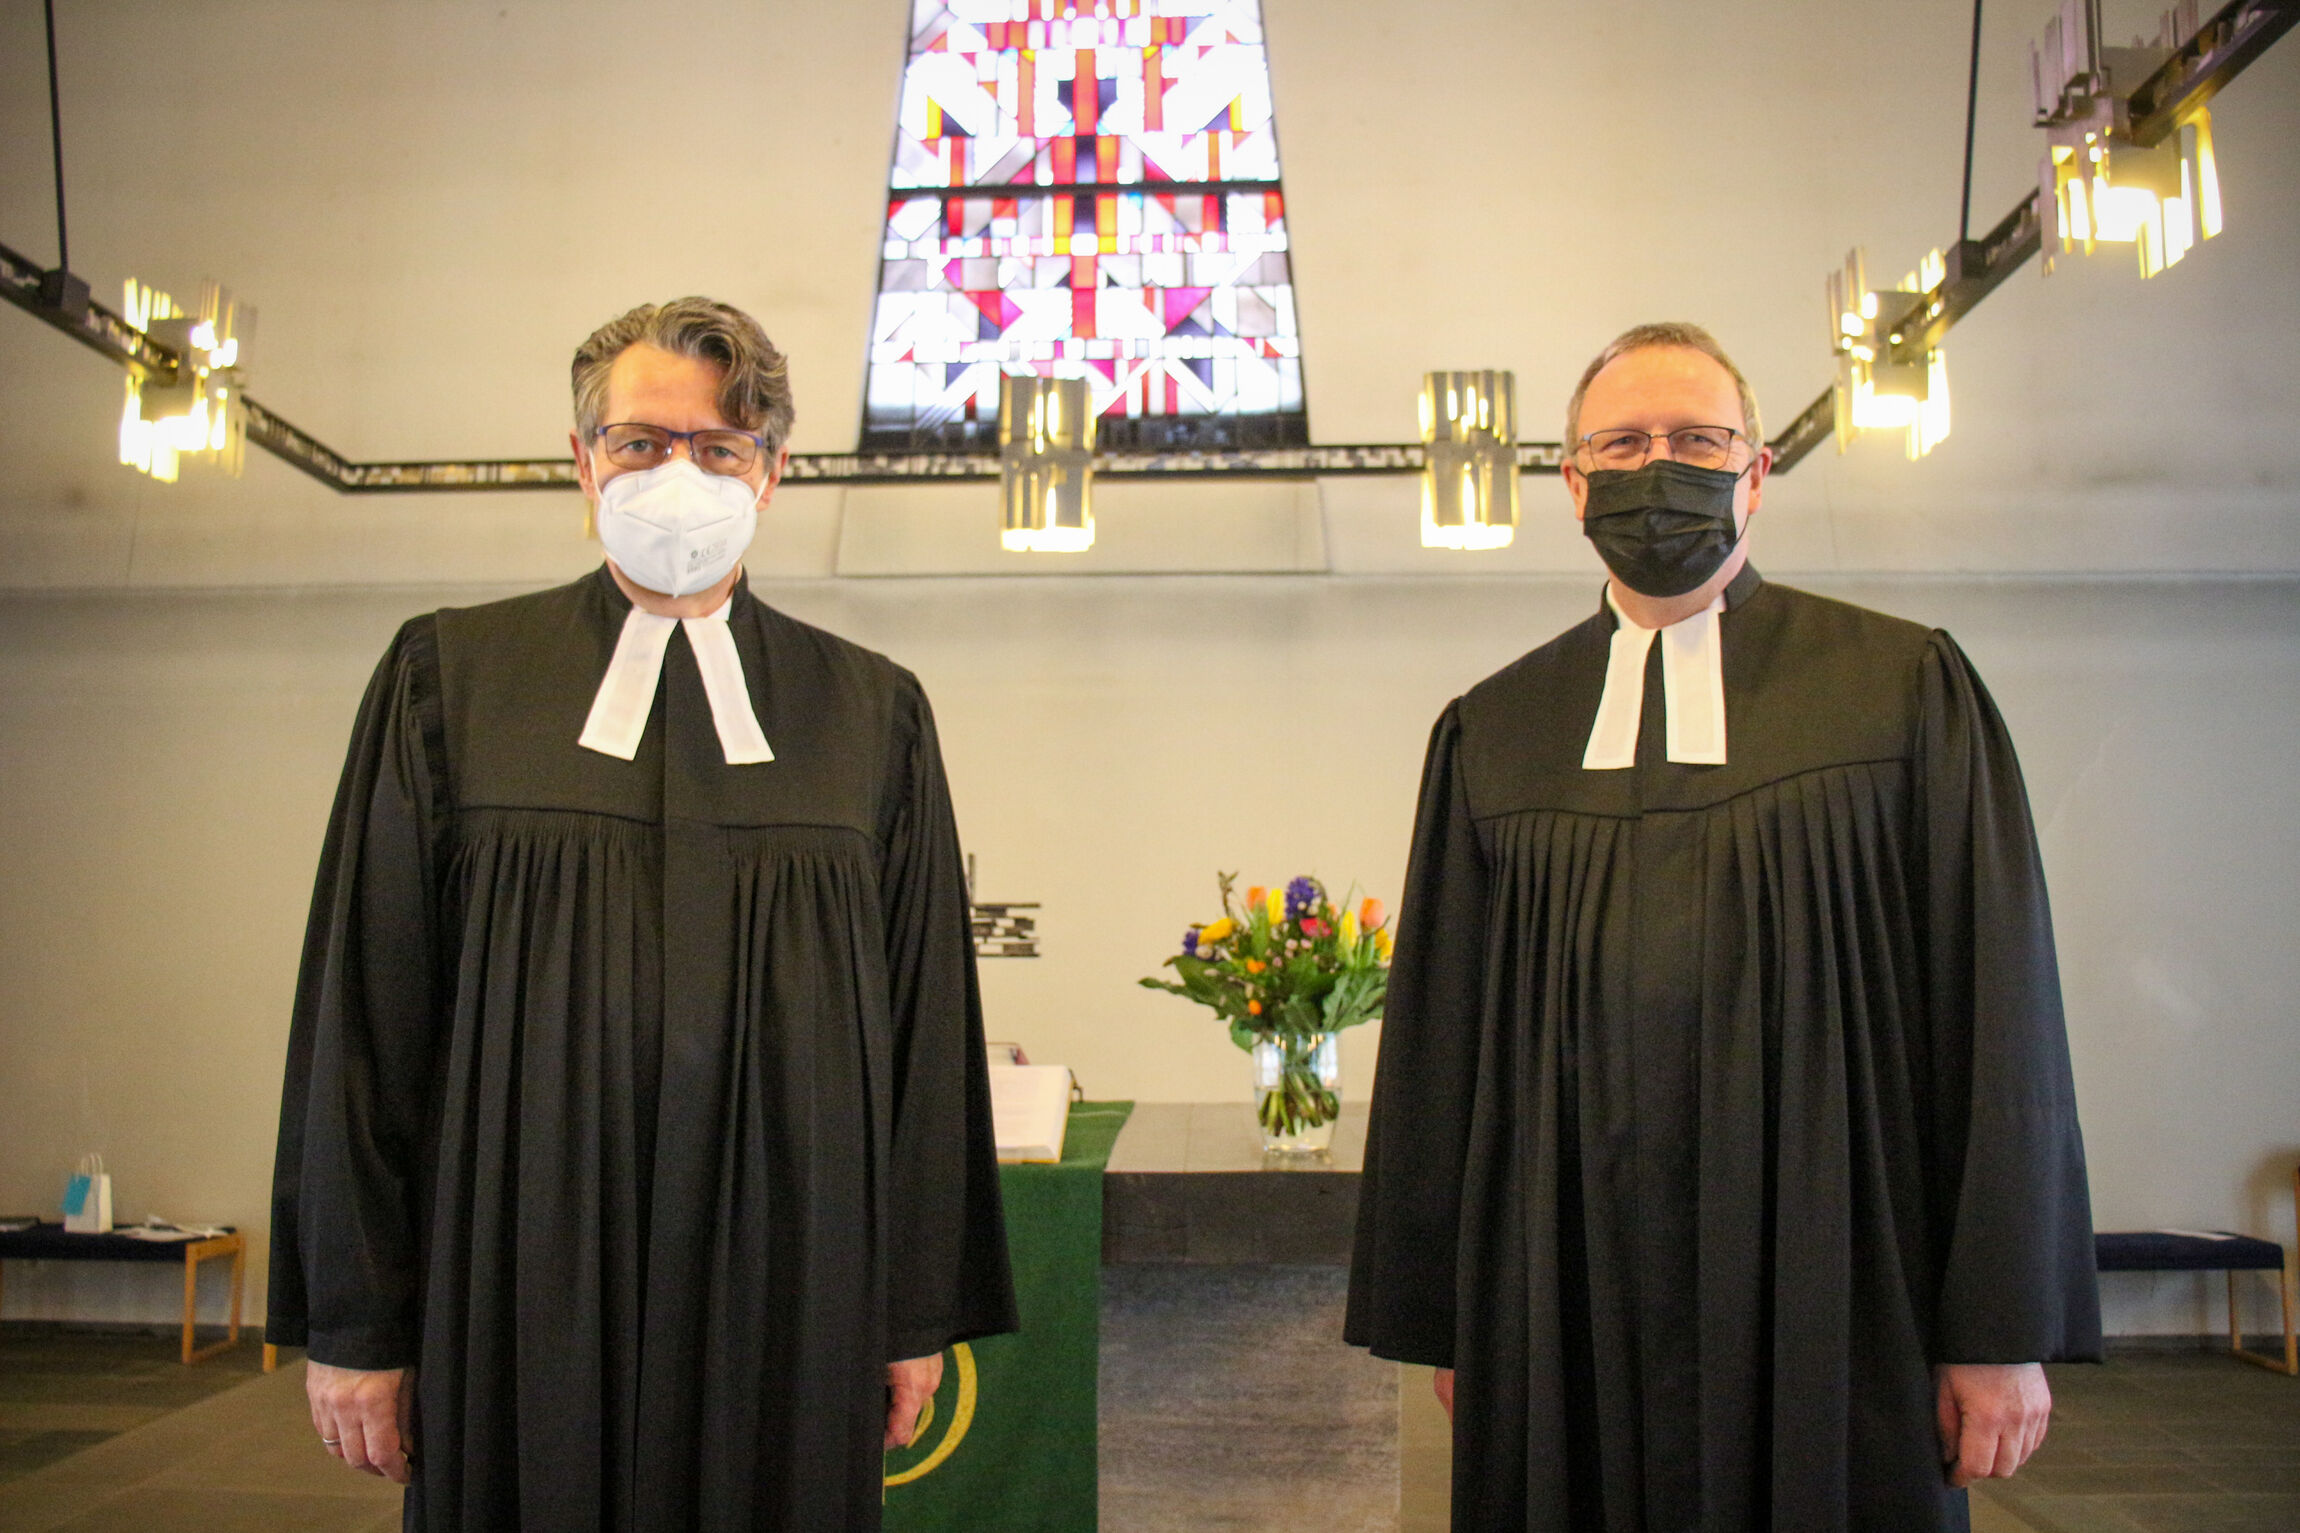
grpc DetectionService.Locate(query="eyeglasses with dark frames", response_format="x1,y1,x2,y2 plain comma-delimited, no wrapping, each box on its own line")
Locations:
593,423,769,477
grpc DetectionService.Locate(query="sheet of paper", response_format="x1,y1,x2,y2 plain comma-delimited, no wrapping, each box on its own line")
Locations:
989,1065,1072,1163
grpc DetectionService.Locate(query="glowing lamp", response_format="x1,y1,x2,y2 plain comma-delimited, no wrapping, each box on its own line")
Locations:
1419,370,1518,550
118,278,254,483
2042,112,2219,278
2032,0,2222,279
1825,248,1951,461
998,374,1095,553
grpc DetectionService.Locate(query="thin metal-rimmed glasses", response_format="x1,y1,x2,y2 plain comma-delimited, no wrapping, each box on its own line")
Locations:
1575,425,1750,472
594,423,770,476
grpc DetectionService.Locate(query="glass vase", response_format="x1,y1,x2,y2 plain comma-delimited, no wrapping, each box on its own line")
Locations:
1250,1031,1341,1157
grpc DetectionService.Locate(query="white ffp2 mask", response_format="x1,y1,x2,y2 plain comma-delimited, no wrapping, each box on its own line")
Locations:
594,458,763,597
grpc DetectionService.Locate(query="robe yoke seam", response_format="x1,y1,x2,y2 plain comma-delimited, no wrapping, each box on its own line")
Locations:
1464,753,1911,827
449,807,887,864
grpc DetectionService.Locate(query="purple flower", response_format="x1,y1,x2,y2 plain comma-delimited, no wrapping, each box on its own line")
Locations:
1181,926,1201,958
1284,876,1319,921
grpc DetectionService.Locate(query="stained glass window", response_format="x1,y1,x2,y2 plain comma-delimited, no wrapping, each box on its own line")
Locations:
863,0,1308,452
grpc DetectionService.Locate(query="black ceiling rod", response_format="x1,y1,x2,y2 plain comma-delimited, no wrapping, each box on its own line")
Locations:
36,0,90,320
1958,0,1985,247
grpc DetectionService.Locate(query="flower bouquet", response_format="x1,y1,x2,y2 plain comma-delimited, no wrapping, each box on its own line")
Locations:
1140,873,1391,1152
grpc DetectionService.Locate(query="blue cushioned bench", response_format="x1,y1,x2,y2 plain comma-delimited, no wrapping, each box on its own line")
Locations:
0,1222,247,1364
2096,1226,2295,1375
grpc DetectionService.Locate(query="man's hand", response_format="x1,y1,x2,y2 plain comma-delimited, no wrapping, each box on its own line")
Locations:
307,1360,414,1484
886,1353,946,1449
1433,1366,1455,1422
1935,1362,2050,1487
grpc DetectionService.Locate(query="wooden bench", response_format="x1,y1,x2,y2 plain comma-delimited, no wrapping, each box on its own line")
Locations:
2096,1211,2296,1376
0,1222,246,1364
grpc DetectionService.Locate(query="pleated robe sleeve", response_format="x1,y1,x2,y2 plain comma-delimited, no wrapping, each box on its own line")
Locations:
1915,632,2103,1364
267,617,449,1369
876,671,1018,1362
1345,701,1489,1368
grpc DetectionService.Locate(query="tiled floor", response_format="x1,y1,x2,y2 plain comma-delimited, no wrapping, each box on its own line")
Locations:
3,1323,2292,1532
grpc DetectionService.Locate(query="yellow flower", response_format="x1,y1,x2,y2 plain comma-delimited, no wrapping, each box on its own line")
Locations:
1265,887,1284,925
1200,918,1236,943
1375,928,1393,960
1340,910,1358,946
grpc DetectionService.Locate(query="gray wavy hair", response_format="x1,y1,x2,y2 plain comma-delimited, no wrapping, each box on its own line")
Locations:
1564,321,1763,449
571,297,795,453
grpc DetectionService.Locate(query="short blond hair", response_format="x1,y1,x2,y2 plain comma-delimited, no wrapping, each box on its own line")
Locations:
1564,321,1763,449
571,297,795,452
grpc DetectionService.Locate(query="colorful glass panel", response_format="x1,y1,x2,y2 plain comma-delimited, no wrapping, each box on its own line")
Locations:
863,0,1308,451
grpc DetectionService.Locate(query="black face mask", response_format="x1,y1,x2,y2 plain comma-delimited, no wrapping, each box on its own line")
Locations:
1579,458,1745,599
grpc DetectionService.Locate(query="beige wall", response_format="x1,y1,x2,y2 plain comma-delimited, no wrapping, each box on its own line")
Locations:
1,570,2295,1338
0,1,2294,1335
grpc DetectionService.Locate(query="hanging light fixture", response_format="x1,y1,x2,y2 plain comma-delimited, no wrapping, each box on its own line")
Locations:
1826,248,1952,460
1418,370,1518,550
118,278,254,483
2032,0,2221,279
998,374,1094,553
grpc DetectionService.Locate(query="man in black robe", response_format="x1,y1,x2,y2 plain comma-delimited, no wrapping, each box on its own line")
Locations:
1346,323,2100,1531
268,297,1016,1530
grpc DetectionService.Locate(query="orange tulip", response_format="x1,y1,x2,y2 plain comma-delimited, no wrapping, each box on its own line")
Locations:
1245,886,1267,911
1359,897,1386,931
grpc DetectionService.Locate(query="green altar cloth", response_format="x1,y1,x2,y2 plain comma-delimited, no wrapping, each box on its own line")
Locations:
884,1100,1133,1533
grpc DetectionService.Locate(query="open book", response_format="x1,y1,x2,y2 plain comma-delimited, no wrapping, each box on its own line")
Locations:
988,1064,1072,1163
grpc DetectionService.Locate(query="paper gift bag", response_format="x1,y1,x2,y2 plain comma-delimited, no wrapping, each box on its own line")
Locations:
63,1153,112,1234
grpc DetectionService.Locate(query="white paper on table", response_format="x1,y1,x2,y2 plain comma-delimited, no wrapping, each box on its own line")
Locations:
988,1065,1072,1163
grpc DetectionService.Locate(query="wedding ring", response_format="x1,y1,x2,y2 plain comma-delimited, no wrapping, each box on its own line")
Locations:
321,1437,341,1446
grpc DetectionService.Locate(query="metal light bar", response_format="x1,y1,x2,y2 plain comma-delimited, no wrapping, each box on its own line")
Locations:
1896,196,2046,368
0,233,1937,489
2,239,178,378
2127,0,2299,146
1772,0,2291,473
11,0,2291,498
1766,391,1837,475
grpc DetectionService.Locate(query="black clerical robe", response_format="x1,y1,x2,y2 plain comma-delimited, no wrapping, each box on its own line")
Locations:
268,566,1017,1532
1345,567,2100,1533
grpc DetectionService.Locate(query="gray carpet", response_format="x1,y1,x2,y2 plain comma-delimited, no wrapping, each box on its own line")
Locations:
9,1315,2292,1532
1971,1349,2300,1533
1098,1264,1398,1532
